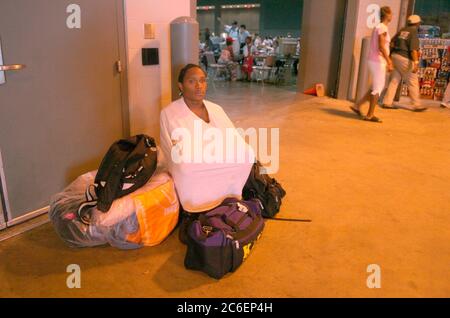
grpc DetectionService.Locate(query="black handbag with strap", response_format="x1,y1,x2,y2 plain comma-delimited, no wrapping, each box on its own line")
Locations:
242,161,286,218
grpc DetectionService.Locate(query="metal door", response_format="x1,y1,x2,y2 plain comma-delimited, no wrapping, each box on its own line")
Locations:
0,0,128,226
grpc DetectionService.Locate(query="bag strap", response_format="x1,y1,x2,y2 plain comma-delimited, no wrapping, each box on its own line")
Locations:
85,184,98,202
77,201,97,225
77,184,99,225
224,212,248,232
253,195,310,222
265,217,312,223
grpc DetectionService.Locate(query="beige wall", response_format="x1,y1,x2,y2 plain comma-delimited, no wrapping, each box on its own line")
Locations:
124,0,194,140
347,0,402,100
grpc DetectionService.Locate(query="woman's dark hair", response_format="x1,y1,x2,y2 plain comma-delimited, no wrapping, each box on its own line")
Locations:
178,64,207,83
380,6,392,21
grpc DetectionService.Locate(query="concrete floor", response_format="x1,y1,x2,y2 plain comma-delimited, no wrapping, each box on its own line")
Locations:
1,81,449,297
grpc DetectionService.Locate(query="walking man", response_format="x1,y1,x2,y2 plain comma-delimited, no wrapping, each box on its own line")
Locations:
382,15,427,112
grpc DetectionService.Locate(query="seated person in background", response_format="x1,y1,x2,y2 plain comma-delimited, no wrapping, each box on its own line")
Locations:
270,40,280,55
160,64,255,214
242,36,257,81
218,37,237,81
254,34,262,49
262,36,272,47
218,37,235,61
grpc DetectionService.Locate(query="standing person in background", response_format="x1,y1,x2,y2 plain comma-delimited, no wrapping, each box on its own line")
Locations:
227,21,241,57
228,21,239,41
440,46,450,109
204,28,211,49
239,25,251,53
293,38,301,76
441,82,450,108
350,6,394,123
381,15,428,112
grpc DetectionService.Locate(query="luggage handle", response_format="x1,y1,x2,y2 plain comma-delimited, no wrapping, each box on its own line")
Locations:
223,201,257,231
226,202,263,242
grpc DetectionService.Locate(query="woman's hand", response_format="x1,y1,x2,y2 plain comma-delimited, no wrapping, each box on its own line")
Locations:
412,61,419,74
387,59,394,72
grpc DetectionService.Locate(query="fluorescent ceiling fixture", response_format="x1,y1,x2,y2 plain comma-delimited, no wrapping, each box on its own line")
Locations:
221,4,260,9
197,6,216,10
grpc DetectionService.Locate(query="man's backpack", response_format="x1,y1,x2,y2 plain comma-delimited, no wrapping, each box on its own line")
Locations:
184,198,265,279
78,134,158,224
242,161,286,218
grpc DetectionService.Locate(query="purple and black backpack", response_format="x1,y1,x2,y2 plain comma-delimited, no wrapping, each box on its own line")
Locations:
184,198,265,279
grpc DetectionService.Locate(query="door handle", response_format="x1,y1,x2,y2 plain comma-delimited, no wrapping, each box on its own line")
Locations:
0,64,26,71
1,39,25,84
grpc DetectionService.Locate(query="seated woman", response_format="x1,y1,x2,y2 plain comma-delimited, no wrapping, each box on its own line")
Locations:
217,37,237,81
159,64,255,214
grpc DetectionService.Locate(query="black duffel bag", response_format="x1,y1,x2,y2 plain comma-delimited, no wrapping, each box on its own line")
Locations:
242,161,286,218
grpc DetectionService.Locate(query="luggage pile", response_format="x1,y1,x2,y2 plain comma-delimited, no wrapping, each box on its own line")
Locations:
180,161,287,279
50,135,288,279
49,134,179,249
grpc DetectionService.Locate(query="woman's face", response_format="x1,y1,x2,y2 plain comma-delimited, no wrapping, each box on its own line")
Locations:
384,12,393,24
179,67,207,102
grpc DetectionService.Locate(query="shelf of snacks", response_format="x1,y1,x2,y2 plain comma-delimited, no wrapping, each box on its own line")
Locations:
401,38,450,101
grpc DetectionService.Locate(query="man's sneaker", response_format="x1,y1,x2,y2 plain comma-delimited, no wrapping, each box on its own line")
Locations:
440,102,449,108
412,107,428,112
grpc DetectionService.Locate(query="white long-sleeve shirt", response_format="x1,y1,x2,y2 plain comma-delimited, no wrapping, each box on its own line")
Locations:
160,98,255,213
